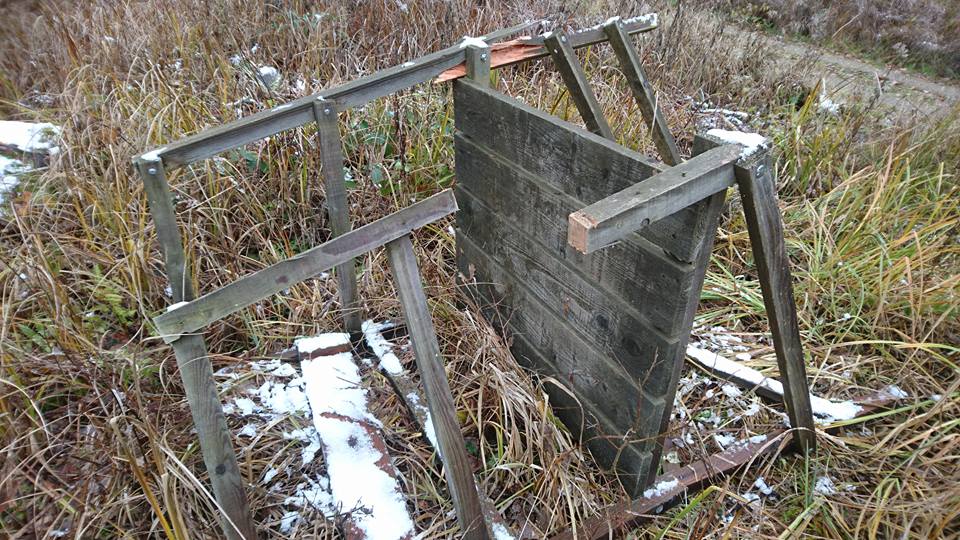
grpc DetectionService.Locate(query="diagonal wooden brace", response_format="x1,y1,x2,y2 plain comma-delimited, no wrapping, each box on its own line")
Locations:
566,134,817,452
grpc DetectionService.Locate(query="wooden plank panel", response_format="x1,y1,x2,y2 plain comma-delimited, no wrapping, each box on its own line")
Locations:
456,186,681,386
453,81,711,262
568,145,740,254
457,235,662,494
454,135,694,337
154,190,457,342
386,235,488,539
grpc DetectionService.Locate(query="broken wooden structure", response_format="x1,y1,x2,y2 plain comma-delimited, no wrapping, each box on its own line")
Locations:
135,12,822,539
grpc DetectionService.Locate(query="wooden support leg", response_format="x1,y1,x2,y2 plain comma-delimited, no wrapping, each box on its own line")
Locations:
464,43,492,87
313,100,362,334
135,158,256,539
735,151,817,452
385,235,489,540
544,31,615,140
603,18,682,166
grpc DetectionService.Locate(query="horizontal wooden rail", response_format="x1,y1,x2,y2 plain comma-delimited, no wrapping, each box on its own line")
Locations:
153,190,458,342
567,144,741,254
435,14,658,83
142,15,657,168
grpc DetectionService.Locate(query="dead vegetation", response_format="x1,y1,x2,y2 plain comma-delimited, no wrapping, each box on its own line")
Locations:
0,0,958,538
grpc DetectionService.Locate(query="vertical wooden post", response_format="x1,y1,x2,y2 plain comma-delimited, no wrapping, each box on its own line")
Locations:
735,150,817,452
603,18,682,166
135,157,257,539
386,234,488,540
313,99,362,333
544,31,615,139
464,43,491,87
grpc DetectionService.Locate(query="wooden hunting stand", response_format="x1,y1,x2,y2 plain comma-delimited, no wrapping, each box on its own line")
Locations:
135,13,816,539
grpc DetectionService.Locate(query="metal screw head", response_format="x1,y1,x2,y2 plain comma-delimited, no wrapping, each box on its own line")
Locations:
480,53,488,61
323,107,333,115
560,35,567,42
147,166,158,175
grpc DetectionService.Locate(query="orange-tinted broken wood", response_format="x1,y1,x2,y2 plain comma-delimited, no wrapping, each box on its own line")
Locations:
436,40,545,83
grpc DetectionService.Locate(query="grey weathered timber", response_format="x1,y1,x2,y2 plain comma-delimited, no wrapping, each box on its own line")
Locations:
733,151,816,452
135,157,255,539
313,99,361,333
454,81,721,493
146,18,658,169
567,144,741,254
386,235,488,539
603,18,682,166
544,31,615,139
134,158,195,302
464,44,491,86
170,334,256,540
453,80,714,263
154,190,458,342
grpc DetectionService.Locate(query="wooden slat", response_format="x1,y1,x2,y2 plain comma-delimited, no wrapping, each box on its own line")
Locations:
385,235,488,540
733,149,817,452
603,18,682,166
464,43,492,86
313,99,361,333
453,80,713,263
134,158,195,302
169,335,256,540
154,190,458,342
148,21,569,168
135,157,255,539
454,135,694,337
567,145,741,254
544,31,615,139
435,14,659,82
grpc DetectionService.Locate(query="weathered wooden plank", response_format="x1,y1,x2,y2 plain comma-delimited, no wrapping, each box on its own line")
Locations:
148,21,567,168
456,186,682,381
154,190,458,342
435,13,659,82
457,235,661,494
170,334,256,540
385,235,488,540
313,99,361,333
134,157,195,303
454,135,694,337
567,145,741,254
603,18,682,166
731,147,816,452
453,81,712,262
544,31,615,139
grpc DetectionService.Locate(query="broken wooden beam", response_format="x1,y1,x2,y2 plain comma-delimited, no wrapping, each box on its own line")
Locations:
153,190,458,343
567,144,741,254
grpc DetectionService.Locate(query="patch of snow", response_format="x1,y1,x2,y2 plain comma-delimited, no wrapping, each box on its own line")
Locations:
301,352,381,425
406,392,439,453
163,284,173,298
165,301,188,312
0,121,60,153
140,147,166,162
362,320,404,375
401,61,416,68
721,383,742,398
753,477,774,495
714,433,736,448
814,476,837,496
238,424,258,437
642,478,679,499
884,385,908,399
931,394,943,402
492,522,516,540
295,332,350,354
257,66,281,88
459,36,489,49
234,397,257,416
263,467,279,483
687,345,863,423
622,13,658,27
705,129,768,159
735,352,752,361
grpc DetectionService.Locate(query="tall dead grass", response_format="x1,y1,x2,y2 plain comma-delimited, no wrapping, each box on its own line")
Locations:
0,0,957,538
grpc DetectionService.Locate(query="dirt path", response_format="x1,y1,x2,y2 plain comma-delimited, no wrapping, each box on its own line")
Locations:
754,31,959,115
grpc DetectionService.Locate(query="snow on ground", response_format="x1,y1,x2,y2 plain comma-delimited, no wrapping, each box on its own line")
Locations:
217,329,414,538
705,128,769,159
0,120,60,205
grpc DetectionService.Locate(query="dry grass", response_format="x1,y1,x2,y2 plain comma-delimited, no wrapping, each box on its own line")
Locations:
0,0,958,538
